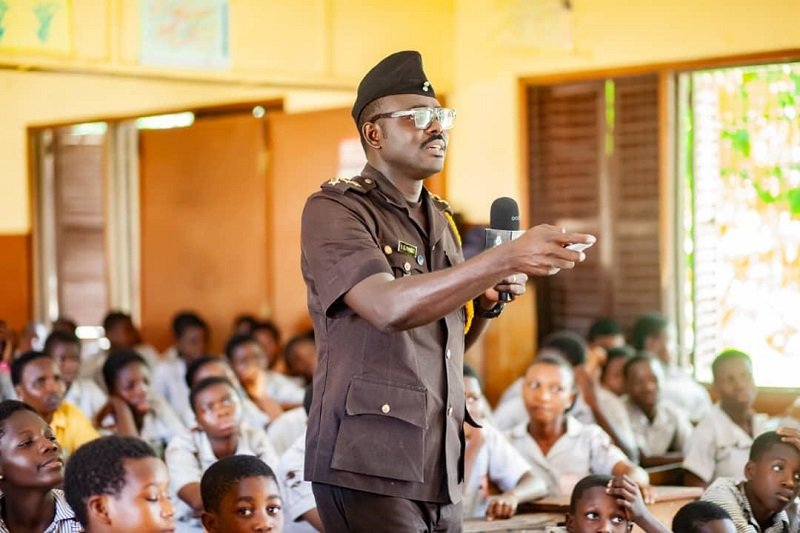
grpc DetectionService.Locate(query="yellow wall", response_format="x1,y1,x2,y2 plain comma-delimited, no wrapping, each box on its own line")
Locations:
0,0,454,233
447,0,800,222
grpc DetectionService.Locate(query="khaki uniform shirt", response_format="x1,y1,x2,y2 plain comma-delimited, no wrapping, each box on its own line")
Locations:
300,165,468,503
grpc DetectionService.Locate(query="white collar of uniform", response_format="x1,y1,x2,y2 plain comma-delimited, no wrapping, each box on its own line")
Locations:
510,415,584,438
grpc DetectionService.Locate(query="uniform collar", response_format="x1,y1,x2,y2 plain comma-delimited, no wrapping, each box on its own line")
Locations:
49,403,68,432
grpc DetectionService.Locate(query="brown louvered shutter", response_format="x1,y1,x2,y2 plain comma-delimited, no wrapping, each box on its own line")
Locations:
528,74,661,337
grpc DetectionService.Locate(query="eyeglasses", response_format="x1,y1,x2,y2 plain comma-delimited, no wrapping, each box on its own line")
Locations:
368,107,456,130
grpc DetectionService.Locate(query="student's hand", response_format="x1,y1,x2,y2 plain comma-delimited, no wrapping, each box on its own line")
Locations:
486,492,519,520
777,426,800,452
607,475,650,519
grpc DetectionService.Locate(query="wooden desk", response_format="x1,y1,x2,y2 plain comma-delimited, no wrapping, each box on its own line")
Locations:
524,486,703,531
463,512,562,532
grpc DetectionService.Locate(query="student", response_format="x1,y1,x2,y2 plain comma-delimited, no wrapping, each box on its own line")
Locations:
462,365,547,519
251,321,285,373
63,436,176,533
495,331,638,460
505,355,649,498
97,350,184,456
623,354,693,465
275,385,319,532
631,313,712,423
684,350,772,487
672,501,736,533
587,319,626,353
152,312,210,426
201,455,284,533
11,350,99,455
283,332,316,386
165,376,278,529
701,430,800,532
185,355,270,431
0,399,81,532
552,474,667,533
600,346,634,397
232,314,259,336
225,334,304,419
44,331,107,420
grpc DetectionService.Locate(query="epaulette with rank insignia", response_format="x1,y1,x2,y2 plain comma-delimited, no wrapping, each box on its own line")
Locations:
321,175,376,195
429,192,454,215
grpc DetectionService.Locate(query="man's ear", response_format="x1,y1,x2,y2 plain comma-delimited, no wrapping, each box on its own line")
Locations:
361,122,383,151
201,511,218,533
87,495,112,525
564,512,575,533
745,459,756,481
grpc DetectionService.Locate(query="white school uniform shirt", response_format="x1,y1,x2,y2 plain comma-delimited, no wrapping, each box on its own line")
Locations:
463,423,531,519
152,357,194,427
276,431,318,533
624,397,693,457
595,386,637,453
660,364,712,423
64,377,107,421
81,344,161,391
505,416,628,497
492,378,596,431
267,406,308,456
683,403,774,484
166,423,279,527
182,390,271,434
262,370,305,405
0,489,82,533
702,477,799,533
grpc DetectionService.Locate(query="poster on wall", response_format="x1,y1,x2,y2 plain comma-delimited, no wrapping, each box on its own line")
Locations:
139,0,229,69
0,0,72,55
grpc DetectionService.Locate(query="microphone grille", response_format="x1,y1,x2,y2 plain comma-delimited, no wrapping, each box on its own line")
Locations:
490,197,520,231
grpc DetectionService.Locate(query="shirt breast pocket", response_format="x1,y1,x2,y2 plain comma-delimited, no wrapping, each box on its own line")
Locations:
331,376,427,483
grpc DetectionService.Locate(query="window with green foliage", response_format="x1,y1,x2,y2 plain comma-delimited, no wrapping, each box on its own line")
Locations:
680,63,800,386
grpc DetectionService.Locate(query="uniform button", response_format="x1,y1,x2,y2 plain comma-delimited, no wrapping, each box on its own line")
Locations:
447,405,454,417
381,404,391,414
364,178,373,184
446,349,451,360
403,262,411,272
383,245,393,255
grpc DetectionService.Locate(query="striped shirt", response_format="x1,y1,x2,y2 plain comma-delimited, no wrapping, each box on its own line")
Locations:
0,489,83,532
702,477,797,533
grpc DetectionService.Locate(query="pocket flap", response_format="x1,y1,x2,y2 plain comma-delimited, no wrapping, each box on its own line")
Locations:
345,377,427,428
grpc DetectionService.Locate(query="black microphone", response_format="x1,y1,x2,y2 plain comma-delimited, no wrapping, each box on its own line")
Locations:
486,197,523,302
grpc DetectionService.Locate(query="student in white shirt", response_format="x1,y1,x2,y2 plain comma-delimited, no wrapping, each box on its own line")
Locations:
504,354,649,498
226,334,305,420
631,313,712,423
152,312,211,427
462,365,546,520
97,350,185,457
165,376,278,530
283,332,317,387
684,350,774,487
623,353,693,464
44,331,107,421
267,388,310,457
586,318,626,354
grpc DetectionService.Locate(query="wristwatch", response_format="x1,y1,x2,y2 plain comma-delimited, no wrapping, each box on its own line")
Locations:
473,297,504,319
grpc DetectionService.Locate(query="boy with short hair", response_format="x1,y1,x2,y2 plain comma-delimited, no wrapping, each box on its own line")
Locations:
701,430,800,532
11,350,99,454
44,330,107,420
623,354,693,464
165,376,278,530
684,350,773,487
600,346,634,397
64,435,176,533
201,455,284,533
672,501,736,533
587,318,626,353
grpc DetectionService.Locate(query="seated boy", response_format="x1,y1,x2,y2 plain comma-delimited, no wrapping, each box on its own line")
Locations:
684,350,773,487
701,429,800,533
600,346,634,397
152,311,211,426
201,455,284,533
185,355,271,431
550,474,668,533
97,350,185,456
64,435,176,533
225,334,304,418
505,354,649,498
623,354,693,465
672,501,736,533
632,313,712,423
165,376,278,530
44,330,107,420
587,318,626,354
283,332,317,387
462,365,547,520
11,350,99,454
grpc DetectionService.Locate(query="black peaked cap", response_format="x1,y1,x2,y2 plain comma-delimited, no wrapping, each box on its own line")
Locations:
351,50,436,124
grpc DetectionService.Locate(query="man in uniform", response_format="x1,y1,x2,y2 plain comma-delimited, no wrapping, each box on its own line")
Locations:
301,50,594,531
